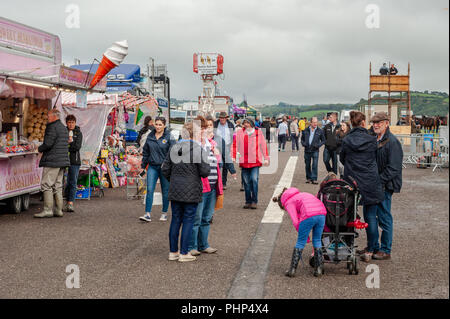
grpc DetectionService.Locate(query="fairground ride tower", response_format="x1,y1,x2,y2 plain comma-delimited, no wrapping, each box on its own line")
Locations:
193,53,224,116
367,62,412,125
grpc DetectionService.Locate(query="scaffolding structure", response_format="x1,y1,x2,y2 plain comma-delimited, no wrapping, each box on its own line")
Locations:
367,62,411,125
199,74,216,116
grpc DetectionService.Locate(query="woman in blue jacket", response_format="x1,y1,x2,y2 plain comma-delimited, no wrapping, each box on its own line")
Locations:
139,117,175,222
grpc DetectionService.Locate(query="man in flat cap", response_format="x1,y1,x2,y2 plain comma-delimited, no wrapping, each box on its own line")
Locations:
362,112,403,261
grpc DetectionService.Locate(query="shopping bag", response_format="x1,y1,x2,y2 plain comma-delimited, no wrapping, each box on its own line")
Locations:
215,194,224,211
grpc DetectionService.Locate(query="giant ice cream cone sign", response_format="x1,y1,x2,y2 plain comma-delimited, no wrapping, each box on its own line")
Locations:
89,40,128,89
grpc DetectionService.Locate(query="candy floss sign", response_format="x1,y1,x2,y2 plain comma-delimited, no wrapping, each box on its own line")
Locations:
0,155,42,198
0,17,56,59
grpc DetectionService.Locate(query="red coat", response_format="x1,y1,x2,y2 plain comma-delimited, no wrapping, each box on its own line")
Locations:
232,128,269,168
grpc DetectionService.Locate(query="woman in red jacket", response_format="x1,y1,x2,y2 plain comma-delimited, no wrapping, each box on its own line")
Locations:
232,117,269,209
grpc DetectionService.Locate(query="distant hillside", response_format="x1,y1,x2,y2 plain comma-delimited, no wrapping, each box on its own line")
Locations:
260,102,353,119
354,91,449,116
259,91,448,118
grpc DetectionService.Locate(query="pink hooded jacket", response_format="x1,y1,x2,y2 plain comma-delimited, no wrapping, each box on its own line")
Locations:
281,187,327,232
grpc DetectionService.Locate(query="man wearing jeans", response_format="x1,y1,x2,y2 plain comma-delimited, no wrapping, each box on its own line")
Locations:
366,112,403,260
301,117,325,184
277,116,288,151
323,112,340,174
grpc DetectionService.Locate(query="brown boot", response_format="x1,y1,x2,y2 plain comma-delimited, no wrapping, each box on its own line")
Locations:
372,251,391,260
250,203,257,209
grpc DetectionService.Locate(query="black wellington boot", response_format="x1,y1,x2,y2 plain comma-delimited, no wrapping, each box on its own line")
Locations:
285,248,303,277
313,248,324,277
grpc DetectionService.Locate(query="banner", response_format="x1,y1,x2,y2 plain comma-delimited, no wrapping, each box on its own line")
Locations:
61,104,114,167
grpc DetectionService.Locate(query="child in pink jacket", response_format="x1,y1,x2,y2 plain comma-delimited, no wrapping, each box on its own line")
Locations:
273,187,327,277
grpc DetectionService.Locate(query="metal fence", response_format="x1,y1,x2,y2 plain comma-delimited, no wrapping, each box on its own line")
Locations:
395,133,449,172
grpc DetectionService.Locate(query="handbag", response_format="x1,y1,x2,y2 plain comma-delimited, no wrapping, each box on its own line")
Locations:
215,194,224,210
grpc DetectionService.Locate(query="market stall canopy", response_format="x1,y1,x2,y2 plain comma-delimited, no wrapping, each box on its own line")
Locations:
0,79,56,99
61,92,118,107
60,104,115,167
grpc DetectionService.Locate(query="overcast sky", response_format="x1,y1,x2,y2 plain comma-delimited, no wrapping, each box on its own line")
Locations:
2,0,449,105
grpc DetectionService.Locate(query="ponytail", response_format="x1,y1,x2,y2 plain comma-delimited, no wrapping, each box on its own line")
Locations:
272,187,288,210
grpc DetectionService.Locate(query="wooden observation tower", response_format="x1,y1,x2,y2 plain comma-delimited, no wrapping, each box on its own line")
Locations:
368,62,411,125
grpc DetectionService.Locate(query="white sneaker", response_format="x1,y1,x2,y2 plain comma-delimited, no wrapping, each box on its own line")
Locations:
178,253,197,262
139,214,151,222
159,213,168,221
190,249,201,256
168,251,180,261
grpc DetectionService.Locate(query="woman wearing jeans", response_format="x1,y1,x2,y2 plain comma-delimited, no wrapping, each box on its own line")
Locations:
188,116,224,256
232,117,269,210
64,114,83,213
339,111,384,262
139,117,174,222
162,121,210,262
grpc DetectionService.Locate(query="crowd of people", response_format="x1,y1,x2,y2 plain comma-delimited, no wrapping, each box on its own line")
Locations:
34,107,403,273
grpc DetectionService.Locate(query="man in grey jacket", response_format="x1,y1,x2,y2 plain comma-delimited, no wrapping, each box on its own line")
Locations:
34,109,70,218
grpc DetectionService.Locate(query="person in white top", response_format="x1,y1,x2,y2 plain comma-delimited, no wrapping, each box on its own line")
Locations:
277,116,289,152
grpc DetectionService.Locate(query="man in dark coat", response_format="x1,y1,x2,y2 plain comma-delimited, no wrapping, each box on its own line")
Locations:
369,112,403,260
35,109,70,218
301,117,325,184
261,117,272,143
323,112,340,174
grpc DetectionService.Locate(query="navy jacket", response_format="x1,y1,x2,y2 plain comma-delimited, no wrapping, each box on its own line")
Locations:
376,127,403,193
339,127,384,206
38,119,70,168
141,128,175,168
68,126,83,166
301,126,325,153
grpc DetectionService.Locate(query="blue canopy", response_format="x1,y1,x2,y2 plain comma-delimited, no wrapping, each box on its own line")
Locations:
70,64,141,82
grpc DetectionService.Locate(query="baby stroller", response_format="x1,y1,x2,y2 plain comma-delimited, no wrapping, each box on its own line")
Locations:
311,177,362,275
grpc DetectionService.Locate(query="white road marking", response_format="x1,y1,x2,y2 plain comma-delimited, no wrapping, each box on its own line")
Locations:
261,156,298,224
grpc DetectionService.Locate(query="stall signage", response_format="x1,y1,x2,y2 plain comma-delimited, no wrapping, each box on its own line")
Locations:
59,66,107,90
0,17,56,58
0,155,42,196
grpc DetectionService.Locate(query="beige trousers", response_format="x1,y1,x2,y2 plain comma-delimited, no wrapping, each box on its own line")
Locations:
41,167,65,194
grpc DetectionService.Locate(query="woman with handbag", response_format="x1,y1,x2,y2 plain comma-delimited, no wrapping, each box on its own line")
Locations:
188,116,224,256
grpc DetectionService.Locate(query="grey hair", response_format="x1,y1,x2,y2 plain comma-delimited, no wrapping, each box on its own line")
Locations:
49,109,61,118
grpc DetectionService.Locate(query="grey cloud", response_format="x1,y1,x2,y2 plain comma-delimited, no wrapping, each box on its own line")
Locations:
1,0,448,105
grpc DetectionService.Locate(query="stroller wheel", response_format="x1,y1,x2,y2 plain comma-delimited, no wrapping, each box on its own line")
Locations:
346,256,351,269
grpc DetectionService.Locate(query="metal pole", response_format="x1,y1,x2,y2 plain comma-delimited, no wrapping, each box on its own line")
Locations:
151,58,155,96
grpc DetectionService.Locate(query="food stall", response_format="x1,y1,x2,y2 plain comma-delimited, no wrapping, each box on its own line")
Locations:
0,17,106,212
